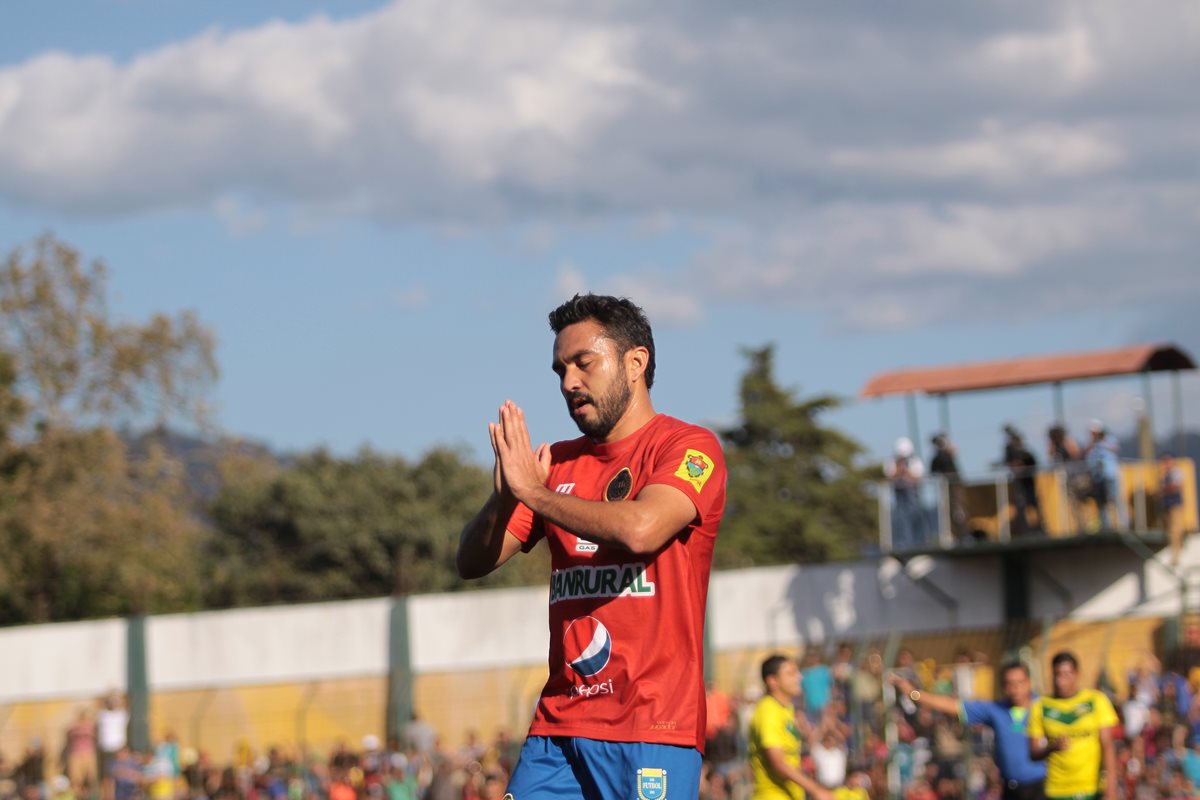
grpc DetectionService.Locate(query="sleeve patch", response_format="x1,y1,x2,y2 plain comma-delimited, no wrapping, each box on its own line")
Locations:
675,449,715,493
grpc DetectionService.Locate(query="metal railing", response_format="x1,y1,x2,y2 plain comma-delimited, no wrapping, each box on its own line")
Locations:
876,458,1191,553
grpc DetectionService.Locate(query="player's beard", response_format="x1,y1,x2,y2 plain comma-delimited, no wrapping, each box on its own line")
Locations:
570,377,632,440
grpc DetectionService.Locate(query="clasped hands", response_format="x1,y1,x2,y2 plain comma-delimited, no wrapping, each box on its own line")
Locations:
490,400,551,504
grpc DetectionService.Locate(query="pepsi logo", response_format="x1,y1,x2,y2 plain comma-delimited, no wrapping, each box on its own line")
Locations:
564,616,612,678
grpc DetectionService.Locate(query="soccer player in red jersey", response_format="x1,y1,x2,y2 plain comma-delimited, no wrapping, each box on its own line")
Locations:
458,294,727,800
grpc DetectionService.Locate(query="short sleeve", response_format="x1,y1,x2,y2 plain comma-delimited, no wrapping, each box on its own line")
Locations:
504,501,544,551
961,700,990,728
644,426,726,521
756,705,797,752
1094,691,1119,728
1027,700,1044,740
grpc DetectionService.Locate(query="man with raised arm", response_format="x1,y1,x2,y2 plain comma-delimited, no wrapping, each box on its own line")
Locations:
891,661,1046,800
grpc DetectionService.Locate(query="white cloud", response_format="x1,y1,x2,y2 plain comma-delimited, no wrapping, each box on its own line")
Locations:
1,0,1194,223
608,275,703,327
0,1,659,215
550,262,701,326
2,1,1199,335
830,121,1124,187
980,26,1099,89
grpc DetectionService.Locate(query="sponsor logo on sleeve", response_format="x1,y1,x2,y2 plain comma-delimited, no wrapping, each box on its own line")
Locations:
674,449,714,493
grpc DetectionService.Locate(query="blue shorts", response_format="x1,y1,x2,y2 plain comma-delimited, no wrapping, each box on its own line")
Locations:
505,736,702,800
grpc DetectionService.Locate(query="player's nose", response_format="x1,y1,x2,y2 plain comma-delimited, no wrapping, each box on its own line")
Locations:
560,367,583,394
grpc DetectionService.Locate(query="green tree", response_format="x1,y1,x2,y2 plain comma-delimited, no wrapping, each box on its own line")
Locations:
0,233,216,434
717,345,877,567
0,234,216,623
205,446,549,606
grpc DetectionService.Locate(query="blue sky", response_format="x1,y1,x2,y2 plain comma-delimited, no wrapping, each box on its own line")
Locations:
2,1,1198,477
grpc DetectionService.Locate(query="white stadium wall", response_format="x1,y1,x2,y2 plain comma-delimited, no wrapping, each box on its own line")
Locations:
0,537,1193,760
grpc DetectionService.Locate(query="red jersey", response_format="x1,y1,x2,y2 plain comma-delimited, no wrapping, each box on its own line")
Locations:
506,414,726,750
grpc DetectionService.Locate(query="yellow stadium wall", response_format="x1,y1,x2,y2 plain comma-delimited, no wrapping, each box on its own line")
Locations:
148,677,387,762
0,698,93,781
413,665,548,747
1031,616,1164,699
0,617,1175,764
705,628,1021,701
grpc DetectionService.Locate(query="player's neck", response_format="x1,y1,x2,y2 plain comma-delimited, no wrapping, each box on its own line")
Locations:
769,688,795,707
593,392,656,445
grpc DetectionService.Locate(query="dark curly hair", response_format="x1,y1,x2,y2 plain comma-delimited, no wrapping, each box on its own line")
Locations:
548,293,656,389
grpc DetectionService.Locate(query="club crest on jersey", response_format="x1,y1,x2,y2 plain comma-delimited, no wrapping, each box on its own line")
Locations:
674,449,714,493
564,616,612,677
637,768,666,800
605,467,633,501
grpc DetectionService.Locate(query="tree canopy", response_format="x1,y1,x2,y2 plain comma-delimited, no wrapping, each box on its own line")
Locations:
716,345,878,567
0,235,880,625
205,446,548,607
0,234,216,623
0,234,217,435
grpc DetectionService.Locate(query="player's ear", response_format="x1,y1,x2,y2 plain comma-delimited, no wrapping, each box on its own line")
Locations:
624,345,649,384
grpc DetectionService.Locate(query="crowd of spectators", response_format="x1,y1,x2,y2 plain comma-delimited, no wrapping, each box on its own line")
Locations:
0,710,518,800
702,645,1200,799
5,645,1200,800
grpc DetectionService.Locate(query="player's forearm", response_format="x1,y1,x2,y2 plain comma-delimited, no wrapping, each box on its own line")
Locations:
910,688,961,717
766,751,829,800
457,492,518,578
1101,735,1117,796
518,485,676,554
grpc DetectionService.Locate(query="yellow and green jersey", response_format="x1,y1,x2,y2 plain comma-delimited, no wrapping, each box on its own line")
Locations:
1028,688,1117,798
748,695,805,800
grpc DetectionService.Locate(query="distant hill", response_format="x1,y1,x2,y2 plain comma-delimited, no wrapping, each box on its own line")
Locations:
122,427,282,504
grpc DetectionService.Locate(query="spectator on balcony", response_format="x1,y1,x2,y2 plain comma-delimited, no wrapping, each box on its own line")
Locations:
1003,425,1042,536
886,437,928,549
1047,424,1090,533
1085,420,1127,531
929,433,968,541
1162,453,1187,566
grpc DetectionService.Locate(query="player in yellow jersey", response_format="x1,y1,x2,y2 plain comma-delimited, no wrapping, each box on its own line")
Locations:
1027,651,1118,800
748,654,832,800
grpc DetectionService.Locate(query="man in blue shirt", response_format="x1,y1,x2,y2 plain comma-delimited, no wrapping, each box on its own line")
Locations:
801,650,834,724
1085,420,1126,531
891,661,1045,800
1183,736,1200,791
